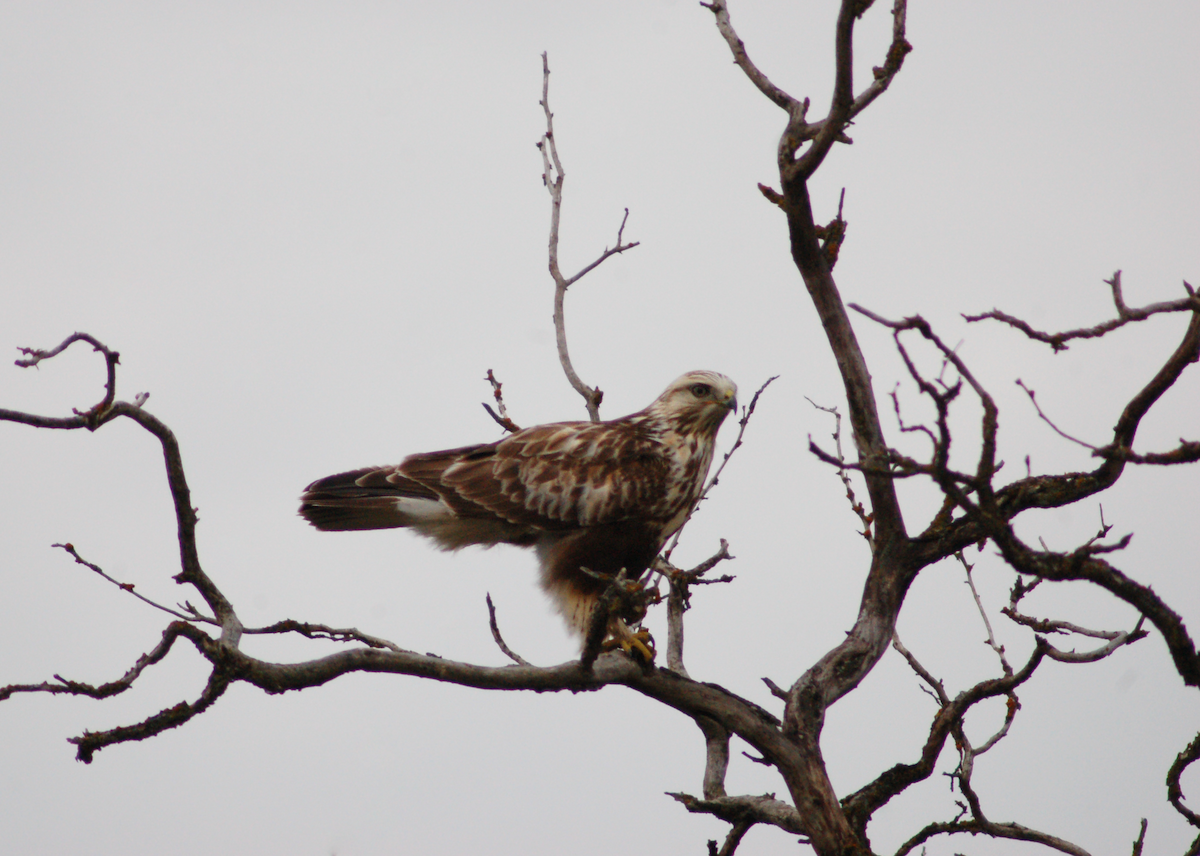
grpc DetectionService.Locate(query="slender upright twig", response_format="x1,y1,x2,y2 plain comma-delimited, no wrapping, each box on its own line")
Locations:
538,53,639,421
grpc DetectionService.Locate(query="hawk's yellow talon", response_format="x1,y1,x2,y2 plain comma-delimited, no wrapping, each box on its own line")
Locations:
603,619,656,662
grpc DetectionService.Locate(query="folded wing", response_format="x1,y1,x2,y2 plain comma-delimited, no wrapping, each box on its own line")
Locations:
299,419,672,549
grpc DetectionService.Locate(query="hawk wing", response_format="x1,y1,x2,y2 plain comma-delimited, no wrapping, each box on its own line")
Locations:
299,418,673,546
405,420,672,528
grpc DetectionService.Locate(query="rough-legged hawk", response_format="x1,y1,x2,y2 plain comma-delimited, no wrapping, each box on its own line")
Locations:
299,370,737,657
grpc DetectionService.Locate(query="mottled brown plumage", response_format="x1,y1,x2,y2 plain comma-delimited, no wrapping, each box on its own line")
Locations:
299,371,737,650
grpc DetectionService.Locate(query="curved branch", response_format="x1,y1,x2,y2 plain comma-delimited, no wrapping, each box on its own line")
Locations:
1168,732,1200,829
894,817,1091,856
13,332,120,429
843,638,1049,833
1,335,242,645
701,0,799,112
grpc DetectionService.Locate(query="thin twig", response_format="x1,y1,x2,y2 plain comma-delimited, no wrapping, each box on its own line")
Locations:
807,398,874,548
482,369,521,433
52,542,218,625
486,593,532,666
538,53,638,421
1130,818,1148,856
891,631,949,705
958,552,1012,677
1015,380,1097,450
242,619,410,653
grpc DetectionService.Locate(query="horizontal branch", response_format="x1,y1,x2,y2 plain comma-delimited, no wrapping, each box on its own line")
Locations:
0,622,187,704
668,791,807,837
894,816,1091,856
1093,439,1200,466
243,619,412,654
15,603,798,770
964,273,1200,352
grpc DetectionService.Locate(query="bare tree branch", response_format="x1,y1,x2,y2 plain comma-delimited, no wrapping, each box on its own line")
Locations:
661,542,735,677
538,53,639,421
702,0,910,181
1015,378,1099,451
894,815,1092,856
482,369,521,433
486,593,532,667
843,638,1050,835
698,716,731,799
1167,731,1200,829
668,790,808,838
709,820,753,856
1,335,242,648
242,620,411,653
1131,818,1148,856
964,272,1200,352
701,0,801,113
50,541,217,625
807,398,874,548
1,622,188,704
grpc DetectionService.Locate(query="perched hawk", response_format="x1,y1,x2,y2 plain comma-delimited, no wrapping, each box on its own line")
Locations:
299,370,738,657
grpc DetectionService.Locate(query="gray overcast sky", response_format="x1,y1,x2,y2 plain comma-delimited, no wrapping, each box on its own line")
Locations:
2,2,1198,854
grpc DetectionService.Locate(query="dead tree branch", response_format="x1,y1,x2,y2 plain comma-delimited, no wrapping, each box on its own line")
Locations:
6,8,1200,853
486,593,532,667
538,53,639,421
482,369,521,433
964,272,1200,352
1167,731,1200,829
807,398,874,548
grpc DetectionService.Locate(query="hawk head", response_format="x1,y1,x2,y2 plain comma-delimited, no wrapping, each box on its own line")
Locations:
646,370,738,434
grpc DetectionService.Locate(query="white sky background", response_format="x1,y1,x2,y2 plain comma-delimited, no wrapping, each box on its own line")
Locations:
2,2,1198,854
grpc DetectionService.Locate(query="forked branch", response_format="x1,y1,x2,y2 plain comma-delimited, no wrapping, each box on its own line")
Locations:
538,52,639,421
703,0,910,179
965,272,1200,352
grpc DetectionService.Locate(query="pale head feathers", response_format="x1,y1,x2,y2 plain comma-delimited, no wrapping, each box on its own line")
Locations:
644,370,738,434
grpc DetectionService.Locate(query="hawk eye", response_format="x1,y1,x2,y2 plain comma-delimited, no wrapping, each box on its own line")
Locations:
689,383,712,398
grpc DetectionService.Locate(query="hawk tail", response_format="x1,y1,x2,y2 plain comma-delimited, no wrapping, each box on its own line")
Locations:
299,467,442,531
